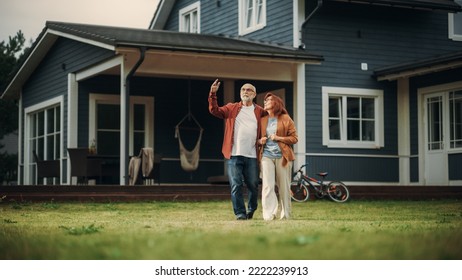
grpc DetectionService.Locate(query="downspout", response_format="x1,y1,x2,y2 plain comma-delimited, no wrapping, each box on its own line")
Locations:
123,47,146,185
301,0,323,29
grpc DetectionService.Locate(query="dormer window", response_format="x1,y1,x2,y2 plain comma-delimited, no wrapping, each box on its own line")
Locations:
449,0,462,41
179,2,200,33
239,0,266,35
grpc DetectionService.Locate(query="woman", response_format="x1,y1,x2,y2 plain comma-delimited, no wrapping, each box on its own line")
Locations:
258,93,298,220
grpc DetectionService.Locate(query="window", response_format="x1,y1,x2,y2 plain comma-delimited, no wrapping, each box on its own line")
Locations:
239,0,266,35
89,94,154,156
179,2,200,33
322,87,384,149
25,97,62,184
449,90,462,148
449,0,462,41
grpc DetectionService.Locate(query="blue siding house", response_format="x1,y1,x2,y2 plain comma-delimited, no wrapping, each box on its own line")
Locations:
151,0,462,186
1,0,462,187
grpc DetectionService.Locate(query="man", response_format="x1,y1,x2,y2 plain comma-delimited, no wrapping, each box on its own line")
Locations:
208,79,265,220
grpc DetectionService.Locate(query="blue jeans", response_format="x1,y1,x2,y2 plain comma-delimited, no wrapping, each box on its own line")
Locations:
227,156,259,218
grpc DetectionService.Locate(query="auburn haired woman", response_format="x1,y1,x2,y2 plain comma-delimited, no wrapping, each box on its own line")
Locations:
258,93,298,220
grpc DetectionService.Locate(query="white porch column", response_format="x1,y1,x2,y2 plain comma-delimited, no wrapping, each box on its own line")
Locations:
294,64,306,171
67,73,78,184
120,59,129,184
397,78,411,185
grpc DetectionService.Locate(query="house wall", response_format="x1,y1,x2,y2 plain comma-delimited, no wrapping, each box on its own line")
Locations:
302,2,462,183
20,37,114,183
164,0,294,45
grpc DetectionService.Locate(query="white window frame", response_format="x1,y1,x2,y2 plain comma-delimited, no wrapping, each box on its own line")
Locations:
239,0,266,35
322,87,384,149
24,96,64,185
179,2,201,33
449,0,462,41
89,94,154,156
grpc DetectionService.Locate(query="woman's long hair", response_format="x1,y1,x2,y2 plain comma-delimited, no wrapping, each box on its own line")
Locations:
264,92,288,116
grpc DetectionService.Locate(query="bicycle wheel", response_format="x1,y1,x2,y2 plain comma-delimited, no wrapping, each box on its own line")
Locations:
326,181,350,202
290,180,310,202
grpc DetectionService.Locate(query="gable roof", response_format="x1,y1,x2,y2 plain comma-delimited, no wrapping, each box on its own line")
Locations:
374,50,462,81
1,21,323,100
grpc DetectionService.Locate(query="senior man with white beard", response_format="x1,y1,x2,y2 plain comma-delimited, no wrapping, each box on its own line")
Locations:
208,79,266,220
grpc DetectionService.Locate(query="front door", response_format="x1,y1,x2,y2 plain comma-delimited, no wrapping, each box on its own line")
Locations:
423,93,448,185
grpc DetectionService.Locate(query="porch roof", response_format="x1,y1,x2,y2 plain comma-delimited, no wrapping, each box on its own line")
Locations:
45,22,322,61
329,0,462,12
1,21,323,100
373,50,462,81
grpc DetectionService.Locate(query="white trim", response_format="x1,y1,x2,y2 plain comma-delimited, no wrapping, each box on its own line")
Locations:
448,1,462,41
67,74,78,148
418,81,462,185
294,0,304,48
397,78,410,185
321,86,384,149
75,56,124,81
47,29,115,51
88,94,154,156
179,1,201,33
17,95,23,184
238,0,267,36
24,96,64,185
294,64,306,172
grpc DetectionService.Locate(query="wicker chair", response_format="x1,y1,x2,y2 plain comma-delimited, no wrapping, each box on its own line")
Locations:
33,151,60,184
67,148,103,185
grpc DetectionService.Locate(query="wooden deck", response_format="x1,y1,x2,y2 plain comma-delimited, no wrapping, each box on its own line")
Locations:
1,184,462,202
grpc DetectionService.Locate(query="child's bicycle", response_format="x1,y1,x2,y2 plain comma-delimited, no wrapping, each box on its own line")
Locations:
290,164,350,203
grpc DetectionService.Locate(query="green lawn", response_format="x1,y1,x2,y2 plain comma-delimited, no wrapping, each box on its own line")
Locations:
1,198,461,259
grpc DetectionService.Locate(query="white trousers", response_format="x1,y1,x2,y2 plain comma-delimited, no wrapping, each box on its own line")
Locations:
261,157,292,220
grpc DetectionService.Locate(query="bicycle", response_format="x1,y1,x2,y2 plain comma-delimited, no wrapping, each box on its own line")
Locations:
290,164,350,203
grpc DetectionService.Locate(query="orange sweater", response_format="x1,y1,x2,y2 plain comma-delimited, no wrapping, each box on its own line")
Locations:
258,114,298,167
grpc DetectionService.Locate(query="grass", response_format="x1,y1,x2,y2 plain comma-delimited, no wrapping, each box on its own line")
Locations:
0,199,461,260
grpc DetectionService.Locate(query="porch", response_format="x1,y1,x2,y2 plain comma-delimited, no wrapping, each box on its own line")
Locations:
1,184,462,202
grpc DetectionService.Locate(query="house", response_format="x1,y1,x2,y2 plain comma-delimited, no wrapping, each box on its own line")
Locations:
0,15,322,185
151,0,462,186
1,0,461,186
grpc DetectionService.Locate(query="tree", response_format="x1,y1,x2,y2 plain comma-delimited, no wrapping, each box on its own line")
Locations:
0,30,26,184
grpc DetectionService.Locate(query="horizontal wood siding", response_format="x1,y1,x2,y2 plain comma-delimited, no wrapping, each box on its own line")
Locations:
21,38,113,176
305,155,399,183
164,0,293,46
248,0,293,45
303,2,462,182
201,0,238,35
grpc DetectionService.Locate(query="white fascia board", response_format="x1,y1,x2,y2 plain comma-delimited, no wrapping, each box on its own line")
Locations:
47,29,115,51
75,55,124,81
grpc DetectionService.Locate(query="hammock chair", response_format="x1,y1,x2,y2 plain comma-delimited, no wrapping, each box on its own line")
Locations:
175,80,204,172
175,113,203,172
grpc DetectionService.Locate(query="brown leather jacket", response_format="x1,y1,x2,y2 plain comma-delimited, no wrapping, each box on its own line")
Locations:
258,114,298,167
208,91,266,159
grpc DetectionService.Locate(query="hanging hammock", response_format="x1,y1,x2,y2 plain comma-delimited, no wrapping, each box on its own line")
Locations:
175,80,204,172
175,113,203,172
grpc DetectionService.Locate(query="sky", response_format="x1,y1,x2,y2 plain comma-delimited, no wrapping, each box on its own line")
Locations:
0,0,160,46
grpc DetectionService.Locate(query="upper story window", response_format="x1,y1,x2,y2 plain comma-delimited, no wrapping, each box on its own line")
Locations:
239,0,266,35
322,87,384,149
449,0,462,41
179,2,200,33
